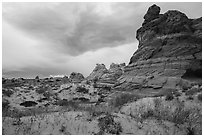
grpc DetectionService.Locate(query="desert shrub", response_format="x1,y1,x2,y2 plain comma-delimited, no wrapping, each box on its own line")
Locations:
3,81,22,88
98,114,122,135
197,94,202,101
38,97,48,102
185,87,200,96
174,91,181,97
187,96,194,100
154,98,162,108
187,127,195,135
170,107,190,124
93,77,99,83
110,93,140,108
59,125,66,133
85,105,112,117
85,80,91,85
182,84,189,91
36,87,47,94
23,90,31,93
102,86,111,91
73,97,89,102
2,100,10,111
76,86,89,93
165,93,174,101
2,89,14,97
56,99,79,109
140,109,154,119
155,98,190,124
43,91,53,99
140,98,190,124
56,99,69,106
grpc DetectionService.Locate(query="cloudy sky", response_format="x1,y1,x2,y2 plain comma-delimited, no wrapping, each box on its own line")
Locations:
2,2,202,78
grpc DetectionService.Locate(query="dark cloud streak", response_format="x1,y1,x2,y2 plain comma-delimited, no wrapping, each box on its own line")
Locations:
3,3,143,56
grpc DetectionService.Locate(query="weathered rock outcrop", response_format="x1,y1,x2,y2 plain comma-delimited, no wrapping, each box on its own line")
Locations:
87,63,125,85
100,63,125,84
87,64,109,81
115,4,202,93
69,72,84,83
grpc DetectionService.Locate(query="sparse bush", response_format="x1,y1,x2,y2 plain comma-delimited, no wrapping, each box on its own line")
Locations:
187,96,194,100
197,94,202,101
170,107,190,124
56,99,69,106
2,89,14,97
36,87,47,94
165,93,174,101
93,77,99,88
43,91,53,99
141,109,154,119
59,125,66,133
154,98,162,108
56,99,79,109
86,105,112,117
102,86,111,91
185,87,200,96
140,98,191,125
181,82,190,91
98,114,122,135
2,100,10,111
93,77,99,83
174,91,182,97
76,86,89,93
110,93,140,108
85,80,91,85
187,127,195,135
73,97,89,102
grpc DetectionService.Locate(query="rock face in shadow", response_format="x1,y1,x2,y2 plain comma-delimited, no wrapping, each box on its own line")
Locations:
115,4,202,92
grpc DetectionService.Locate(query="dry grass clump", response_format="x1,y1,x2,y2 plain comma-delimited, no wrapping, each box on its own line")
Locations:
2,89,14,97
85,104,113,117
139,97,201,132
76,86,89,93
197,94,202,101
36,86,48,94
55,99,79,110
110,93,141,108
97,114,122,135
185,87,201,96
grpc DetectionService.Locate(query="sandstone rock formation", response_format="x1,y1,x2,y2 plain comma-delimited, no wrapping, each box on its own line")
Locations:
115,4,202,93
87,64,109,81
87,63,125,86
100,63,125,84
69,72,84,83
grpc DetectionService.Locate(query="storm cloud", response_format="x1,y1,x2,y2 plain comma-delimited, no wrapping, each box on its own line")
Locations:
3,3,138,55
2,2,202,78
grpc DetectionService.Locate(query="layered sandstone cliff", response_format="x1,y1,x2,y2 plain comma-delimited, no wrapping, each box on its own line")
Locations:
114,4,202,93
